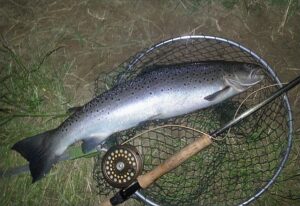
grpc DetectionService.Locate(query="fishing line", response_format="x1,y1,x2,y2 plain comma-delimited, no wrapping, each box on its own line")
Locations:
120,124,216,145
225,83,288,138
234,83,288,119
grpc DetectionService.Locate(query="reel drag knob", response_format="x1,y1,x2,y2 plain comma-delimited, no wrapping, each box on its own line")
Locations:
101,144,143,188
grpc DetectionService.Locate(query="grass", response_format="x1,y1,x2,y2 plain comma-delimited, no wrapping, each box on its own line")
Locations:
0,38,99,205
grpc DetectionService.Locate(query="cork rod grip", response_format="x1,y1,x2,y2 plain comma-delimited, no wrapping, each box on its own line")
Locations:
137,134,212,189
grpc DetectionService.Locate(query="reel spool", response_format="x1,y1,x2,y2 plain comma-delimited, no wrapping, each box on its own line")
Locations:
101,144,143,188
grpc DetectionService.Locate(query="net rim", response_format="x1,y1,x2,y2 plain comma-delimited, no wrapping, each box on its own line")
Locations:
120,35,293,206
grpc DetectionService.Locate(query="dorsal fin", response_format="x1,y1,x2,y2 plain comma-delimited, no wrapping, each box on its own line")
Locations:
67,106,82,114
137,64,163,76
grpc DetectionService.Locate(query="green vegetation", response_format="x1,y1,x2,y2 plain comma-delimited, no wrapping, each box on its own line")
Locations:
0,39,98,205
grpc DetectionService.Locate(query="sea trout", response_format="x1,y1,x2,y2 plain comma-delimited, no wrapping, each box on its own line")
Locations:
12,61,264,182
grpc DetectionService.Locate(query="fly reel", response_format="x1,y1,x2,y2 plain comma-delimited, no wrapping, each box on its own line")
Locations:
101,144,143,188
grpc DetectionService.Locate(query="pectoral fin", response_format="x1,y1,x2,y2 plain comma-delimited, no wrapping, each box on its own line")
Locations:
204,86,230,101
82,137,103,153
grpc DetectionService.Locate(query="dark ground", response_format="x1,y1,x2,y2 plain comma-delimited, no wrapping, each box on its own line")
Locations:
0,0,300,205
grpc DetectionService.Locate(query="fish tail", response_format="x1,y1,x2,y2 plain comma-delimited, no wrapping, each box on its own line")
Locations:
11,130,59,183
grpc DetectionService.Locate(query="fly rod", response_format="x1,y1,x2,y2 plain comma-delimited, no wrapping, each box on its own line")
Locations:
101,74,300,206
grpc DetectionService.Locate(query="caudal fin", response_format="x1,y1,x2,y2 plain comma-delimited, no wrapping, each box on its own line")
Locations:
12,130,59,183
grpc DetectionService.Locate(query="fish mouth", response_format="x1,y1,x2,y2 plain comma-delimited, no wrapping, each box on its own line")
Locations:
226,68,264,91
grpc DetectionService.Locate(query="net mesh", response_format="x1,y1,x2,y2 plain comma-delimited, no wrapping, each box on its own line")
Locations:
92,36,292,206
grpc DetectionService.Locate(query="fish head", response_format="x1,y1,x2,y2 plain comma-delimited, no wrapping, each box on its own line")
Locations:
224,63,265,91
